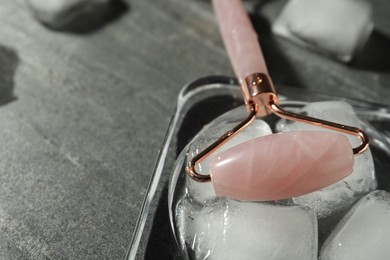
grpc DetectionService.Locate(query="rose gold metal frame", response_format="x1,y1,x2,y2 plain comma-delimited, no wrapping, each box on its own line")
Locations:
185,73,369,182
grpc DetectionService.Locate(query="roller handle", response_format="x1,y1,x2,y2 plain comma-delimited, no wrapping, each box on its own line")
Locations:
212,0,268,82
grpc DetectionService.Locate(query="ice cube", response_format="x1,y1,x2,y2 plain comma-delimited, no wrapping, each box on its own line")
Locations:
277,101,376,227
320,190,390,260
176,198,318,260
187,113,272,203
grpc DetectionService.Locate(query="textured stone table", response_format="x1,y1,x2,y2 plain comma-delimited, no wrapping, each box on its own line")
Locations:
0,0,389,259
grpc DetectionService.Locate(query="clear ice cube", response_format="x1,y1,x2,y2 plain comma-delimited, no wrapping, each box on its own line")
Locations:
186,106,272,203
174,106,317,259
176,198,318,260
276,101,376,225
320,190,390,260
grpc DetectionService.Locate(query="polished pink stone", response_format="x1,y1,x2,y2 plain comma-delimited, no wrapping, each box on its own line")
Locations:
210,131,354,201
212,0,268,81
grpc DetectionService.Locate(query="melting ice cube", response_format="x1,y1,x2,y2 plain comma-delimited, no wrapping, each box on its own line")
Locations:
186,109,272,203
176,198,318,260
276,101,376,230
320,190,390,260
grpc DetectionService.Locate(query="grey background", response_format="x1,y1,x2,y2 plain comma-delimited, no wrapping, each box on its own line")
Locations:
0,0,389,259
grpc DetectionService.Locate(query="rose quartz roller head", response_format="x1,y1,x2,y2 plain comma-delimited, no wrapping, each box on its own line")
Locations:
185,0,369,201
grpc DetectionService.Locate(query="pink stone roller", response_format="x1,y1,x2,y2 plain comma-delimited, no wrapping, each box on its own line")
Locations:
185,0,369,201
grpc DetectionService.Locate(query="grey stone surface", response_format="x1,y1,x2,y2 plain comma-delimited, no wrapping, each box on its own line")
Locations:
0,0,389,259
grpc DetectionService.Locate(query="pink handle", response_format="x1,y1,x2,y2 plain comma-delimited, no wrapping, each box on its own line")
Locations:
212,0,268,82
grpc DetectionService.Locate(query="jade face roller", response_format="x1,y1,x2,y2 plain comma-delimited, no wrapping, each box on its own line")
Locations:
185,0,369,201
